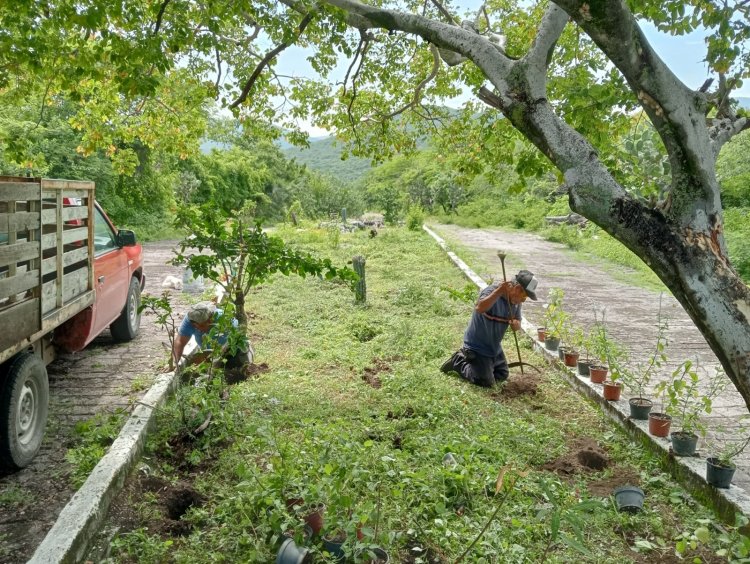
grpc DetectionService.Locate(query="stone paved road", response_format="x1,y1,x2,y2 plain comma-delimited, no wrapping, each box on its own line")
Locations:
0,240,192,564
434,223,750,491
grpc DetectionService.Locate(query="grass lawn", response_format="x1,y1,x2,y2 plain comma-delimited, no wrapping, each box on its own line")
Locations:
107,225,748,563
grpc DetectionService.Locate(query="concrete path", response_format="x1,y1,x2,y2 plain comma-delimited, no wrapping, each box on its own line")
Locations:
432,223,750,490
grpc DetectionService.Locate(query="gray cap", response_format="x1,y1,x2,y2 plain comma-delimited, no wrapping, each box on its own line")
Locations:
514,270,538,301
187,302,216,324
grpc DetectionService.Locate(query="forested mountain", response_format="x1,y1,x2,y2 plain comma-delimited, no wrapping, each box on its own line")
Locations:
283,138,372,182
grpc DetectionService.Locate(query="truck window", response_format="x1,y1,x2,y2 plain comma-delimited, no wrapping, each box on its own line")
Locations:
94,207,117,255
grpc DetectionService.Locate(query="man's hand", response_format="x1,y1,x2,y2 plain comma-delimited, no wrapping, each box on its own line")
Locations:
510,319,521,331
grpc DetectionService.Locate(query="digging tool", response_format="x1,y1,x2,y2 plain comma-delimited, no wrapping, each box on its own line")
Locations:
496,251,540,374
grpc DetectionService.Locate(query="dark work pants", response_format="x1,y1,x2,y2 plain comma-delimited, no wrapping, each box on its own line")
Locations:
440,347,509,387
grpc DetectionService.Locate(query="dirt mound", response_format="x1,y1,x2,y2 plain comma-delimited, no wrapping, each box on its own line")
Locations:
362,371,382,389
490,374,540,400
542,437,610,476
587,466,641,498
226,362,269,385
500,377,538,398
362,357,394,388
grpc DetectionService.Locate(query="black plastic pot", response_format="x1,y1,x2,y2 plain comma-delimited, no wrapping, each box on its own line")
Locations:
628,398,653,420
357,547,390,563
322,532,347,562
558,346,567,361
544,336,560,351
671,431,699,457
577,359,591,376
276,538,311,564
613,485,645,514
706,457,736,488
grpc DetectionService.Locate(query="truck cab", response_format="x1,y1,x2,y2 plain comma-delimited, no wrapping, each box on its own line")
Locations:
0,177,145,470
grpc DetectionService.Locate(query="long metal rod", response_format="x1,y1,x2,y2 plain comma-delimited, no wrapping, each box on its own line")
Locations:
497,251,525,376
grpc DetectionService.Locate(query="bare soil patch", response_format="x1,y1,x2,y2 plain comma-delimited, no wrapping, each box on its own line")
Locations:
542,437,610,476
361,357,394,389
587,467,642,497
107,473,205,540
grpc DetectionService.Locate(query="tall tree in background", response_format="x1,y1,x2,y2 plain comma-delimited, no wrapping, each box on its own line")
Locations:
2,1,750,406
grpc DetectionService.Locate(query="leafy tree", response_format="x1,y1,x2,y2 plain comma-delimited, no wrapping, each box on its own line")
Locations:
716,130,750,207
172,203,357,328
6,1,750,406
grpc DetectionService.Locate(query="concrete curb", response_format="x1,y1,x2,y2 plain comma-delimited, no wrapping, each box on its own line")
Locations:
424,223,750,522
28,368,183,564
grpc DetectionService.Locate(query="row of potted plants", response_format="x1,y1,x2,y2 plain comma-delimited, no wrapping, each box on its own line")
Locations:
536,289,746,489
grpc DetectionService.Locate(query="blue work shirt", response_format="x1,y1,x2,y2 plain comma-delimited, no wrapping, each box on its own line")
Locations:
463,284,521,358
177,309,238,348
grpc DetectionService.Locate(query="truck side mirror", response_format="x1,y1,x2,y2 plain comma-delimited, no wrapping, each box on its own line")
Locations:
117,229,137,247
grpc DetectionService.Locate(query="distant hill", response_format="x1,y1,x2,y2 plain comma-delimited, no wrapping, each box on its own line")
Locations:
283,137,372,183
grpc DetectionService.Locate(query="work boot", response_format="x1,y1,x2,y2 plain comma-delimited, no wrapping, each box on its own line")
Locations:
460,347,477,361
440,351,462,374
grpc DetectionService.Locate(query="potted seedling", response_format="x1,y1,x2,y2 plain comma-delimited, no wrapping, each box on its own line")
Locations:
650,379,672,438
603,367,623,401
542,288,567,352
601,323,628,401
588,310,613,384
706,432,750,489
574,327,594,376
563,326,583,369
537,326,547,342
619,300,668,420
666,361,726,457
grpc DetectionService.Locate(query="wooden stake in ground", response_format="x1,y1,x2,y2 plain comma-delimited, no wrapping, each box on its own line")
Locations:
353,255,366,304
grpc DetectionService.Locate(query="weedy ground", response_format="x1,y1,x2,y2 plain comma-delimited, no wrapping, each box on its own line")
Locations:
104,225,748,563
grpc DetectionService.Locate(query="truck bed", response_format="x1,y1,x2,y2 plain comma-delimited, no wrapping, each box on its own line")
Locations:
0,177,95,364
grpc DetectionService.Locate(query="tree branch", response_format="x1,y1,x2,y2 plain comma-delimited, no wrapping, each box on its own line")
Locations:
152,0,172,36
214,46,222,94
229,10,317,109
709,117,750,157
553,0,722,219
376,43,442,120
428,0,458,25
523,4,568,86
324,0,511,79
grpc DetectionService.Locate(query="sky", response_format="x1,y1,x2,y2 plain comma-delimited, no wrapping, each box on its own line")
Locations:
275,6,749,136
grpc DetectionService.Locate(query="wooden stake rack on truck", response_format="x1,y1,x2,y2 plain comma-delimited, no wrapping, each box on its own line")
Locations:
0,176,145,470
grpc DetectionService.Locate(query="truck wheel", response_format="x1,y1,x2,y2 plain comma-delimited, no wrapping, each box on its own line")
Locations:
110,276,142,342
0,353,49,470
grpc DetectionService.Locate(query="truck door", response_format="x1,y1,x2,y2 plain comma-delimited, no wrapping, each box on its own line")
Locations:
91,206,128,336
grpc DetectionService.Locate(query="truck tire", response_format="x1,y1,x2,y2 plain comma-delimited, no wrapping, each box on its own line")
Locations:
110,276,142,342
0,353,49,470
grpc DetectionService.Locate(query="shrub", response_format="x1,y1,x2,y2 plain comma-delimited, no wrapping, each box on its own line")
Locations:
406,207,425,231
725,207,750,282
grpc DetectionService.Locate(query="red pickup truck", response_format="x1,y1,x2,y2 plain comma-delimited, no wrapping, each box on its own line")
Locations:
0,177,145,470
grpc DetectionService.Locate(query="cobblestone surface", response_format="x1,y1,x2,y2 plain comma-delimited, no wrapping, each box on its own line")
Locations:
435,224,750,491
0,240,192,564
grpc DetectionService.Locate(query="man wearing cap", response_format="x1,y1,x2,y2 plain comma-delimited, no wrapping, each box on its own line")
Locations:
172,302,252,378
440,270,538,387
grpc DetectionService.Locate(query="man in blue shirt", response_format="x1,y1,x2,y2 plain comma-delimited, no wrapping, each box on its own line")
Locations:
172,302,252,380
440,270,538,387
